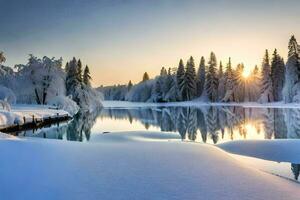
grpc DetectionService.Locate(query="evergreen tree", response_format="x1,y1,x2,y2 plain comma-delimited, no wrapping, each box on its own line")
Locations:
176,59,185,101
66,57,80,96
271,49,285,101
128,80,133,91
233,63,245,102
160,67,168,76
0,51,6,64
196,56,206,97
184,56,197,100
205,52,219,102
142,72,150,82
222,58,235,102
259,50,274,102
217,61,226,100
83,65,92,86
283,35,300,103
77,59,83,83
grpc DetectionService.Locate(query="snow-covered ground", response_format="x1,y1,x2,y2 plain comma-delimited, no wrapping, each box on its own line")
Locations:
0,104,70,127
102,100,300,108
0,131,299,200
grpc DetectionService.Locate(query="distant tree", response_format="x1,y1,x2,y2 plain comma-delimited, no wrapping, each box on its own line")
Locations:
258,50,274,103
271,49,285,101
128,80,133,91
196,56,206,97
142,72,150,82
0,51,6,64
205,52,219,102
83,65,92,86
176,59,185,101
160,67,168,76
184,56,197,100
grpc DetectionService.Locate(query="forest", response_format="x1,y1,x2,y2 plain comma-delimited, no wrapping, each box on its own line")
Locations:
99,36,299,104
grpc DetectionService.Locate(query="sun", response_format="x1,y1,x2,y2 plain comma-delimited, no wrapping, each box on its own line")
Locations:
242,69,251,78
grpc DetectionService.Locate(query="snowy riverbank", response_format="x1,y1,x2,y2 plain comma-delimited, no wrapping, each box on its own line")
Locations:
0,104,70,127
102,100,300,109
0,131,299,200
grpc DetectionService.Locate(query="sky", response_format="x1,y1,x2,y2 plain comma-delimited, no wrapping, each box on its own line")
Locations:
1,0,300,86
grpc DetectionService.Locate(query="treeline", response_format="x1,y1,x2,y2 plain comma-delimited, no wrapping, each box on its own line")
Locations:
100,36,300,104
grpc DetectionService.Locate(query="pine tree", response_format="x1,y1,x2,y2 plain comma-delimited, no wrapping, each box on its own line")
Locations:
217,61,226,100
271,49,285,101
222,58,235,102
83,65,92,86
259,50,274,102
233,63,245,102
142,72,150,82
160,67,167,76
66,57,80,97
77,59,83,83
128,80,133,91
176,59,185,101
0,51,6,64
196,56,206,97
283,35,300,103
205,52,219,102
184,56,197,100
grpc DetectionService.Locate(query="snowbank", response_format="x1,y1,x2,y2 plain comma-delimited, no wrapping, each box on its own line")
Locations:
0,105,70,127
0,132,299,200
218,139,300,163
47,95,79,116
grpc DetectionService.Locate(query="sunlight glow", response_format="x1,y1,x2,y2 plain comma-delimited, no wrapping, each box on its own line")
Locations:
242,69,251,78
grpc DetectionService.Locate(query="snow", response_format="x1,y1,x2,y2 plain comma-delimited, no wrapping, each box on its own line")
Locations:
0,132,299,200
218,139,300,163
0,104,70,127
0,85,16,104
47,95,79,116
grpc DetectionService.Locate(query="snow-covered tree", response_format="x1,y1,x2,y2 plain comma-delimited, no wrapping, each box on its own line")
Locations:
184,56,197,100
283,35,300,103
77,59,83,83
176,59,185,101
196,56,206,97
222,58,235,102
15,55,65,104
66,57,102,111
246,65,260,102
271,49,285,101
258,50,274,103
205,52,219,102
83,65,91,86
128,80,133,91
217,61,226,100
233,63,245,102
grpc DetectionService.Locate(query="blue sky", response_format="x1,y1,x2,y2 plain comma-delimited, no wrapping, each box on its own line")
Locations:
1,0,300,86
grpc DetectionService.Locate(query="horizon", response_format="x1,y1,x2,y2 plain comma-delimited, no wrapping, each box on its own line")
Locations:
1,0,300,86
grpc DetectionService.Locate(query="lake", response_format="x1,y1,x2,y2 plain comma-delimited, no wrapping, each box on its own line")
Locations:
6,104,300,183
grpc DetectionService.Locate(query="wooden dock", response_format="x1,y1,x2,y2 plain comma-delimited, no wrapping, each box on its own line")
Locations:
0,114,72,133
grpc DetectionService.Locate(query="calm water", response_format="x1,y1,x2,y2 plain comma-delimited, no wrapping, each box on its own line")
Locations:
8,105,300,183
